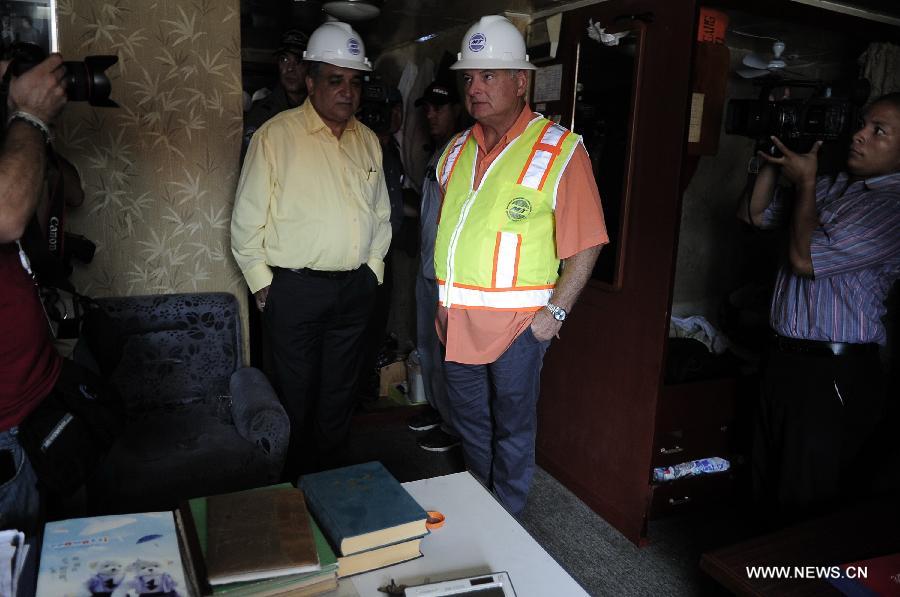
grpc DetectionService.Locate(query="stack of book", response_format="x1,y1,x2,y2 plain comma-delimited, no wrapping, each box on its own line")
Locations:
32,486,338,596
31,463,426,595
298,461,429,578
183,484,339,596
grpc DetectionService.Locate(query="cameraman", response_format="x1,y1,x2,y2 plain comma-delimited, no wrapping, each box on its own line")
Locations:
0,52,66,533
738,92,900,523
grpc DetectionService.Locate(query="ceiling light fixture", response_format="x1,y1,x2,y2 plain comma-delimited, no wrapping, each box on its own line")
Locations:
322,0,381,21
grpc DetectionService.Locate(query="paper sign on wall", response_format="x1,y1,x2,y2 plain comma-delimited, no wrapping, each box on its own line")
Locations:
534,64,563,103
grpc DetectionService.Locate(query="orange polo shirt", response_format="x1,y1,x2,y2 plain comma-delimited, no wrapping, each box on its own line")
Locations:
437,106,608,365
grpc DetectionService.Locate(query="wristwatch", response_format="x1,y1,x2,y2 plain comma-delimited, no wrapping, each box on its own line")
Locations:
545,302,567,322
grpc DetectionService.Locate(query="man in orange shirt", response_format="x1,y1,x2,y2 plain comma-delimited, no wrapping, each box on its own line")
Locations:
435,16,608,514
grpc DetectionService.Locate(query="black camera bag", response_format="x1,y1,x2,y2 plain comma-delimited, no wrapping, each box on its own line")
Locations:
17,360,122,496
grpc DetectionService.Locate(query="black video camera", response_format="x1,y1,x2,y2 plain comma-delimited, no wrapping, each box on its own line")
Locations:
3,42,118,107
357,76,398,135
725,79,870,154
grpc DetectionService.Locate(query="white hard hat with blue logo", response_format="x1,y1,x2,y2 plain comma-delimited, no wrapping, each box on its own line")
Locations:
451,15,535,71
303,21,372,71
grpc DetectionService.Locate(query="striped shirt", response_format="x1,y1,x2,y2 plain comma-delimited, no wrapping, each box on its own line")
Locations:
760,171,900,344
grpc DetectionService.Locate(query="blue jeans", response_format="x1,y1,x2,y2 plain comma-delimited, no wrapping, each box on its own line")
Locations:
444,327,551,514
0,427,40,534
415,272,456,436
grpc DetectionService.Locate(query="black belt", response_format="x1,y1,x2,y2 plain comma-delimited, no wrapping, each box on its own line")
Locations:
773,335,878,357
286,266,360,279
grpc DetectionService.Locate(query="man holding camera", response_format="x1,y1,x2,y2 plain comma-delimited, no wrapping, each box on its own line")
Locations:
739,92,900,521
435,16,607,514
0,52,66,532
231,22,391,477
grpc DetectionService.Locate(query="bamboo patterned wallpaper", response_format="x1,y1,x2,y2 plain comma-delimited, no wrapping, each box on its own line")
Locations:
54,0,245,307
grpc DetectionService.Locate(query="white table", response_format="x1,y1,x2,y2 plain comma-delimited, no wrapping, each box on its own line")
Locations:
332,472,588,597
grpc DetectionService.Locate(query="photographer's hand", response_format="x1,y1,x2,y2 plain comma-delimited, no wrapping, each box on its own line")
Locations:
7,54,67,124
0,55,67,242
757,136,822,189
758,136,820,278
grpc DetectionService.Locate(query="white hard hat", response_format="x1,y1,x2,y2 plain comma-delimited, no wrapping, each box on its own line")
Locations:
303,21,372,72
451,15,535,71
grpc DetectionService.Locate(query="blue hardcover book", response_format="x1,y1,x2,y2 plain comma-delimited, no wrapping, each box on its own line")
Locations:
298,461,428,556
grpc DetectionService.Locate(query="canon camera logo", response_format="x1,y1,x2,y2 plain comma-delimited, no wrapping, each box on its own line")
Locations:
48,216,60,252
469,33,486,53
347,38,361,55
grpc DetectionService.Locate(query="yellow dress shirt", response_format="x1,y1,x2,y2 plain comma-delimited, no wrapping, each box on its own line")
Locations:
231,100,392,293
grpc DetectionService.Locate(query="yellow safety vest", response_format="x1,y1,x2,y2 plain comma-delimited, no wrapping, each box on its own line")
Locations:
434,115,581,310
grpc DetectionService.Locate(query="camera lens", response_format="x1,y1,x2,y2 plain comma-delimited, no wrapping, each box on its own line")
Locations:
5,42,118,107
63,55,118,107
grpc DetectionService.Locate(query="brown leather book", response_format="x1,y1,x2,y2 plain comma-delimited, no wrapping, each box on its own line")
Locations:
205,487,320,585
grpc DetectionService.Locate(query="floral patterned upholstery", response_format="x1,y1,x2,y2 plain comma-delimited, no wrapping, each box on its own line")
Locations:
88,293,289,513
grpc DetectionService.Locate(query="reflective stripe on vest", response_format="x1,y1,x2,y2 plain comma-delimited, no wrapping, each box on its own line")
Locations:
517,121,570,195
492,230,521,288
438,130,472,189
434,116,581,310
437,279,553,311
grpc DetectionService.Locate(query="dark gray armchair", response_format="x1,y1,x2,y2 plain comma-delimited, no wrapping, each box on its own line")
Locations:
83,292,289,512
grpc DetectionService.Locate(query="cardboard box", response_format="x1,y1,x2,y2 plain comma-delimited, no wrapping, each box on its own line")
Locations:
378,361,407,398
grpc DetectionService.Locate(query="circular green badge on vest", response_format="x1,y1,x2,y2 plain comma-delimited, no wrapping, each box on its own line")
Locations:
506,197,532,221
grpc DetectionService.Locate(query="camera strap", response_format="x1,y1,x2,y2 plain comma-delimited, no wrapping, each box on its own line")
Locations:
15,240,54,335
45,151,67,260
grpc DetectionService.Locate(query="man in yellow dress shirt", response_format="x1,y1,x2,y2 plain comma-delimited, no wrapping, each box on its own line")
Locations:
231,21,391,476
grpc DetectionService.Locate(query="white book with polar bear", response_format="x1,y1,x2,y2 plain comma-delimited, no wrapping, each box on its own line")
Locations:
35,511,191,597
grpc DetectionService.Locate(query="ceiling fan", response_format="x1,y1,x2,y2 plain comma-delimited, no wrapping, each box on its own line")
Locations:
737,40,808,79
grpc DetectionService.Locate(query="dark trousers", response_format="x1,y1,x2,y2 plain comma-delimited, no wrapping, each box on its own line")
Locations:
415,272,456,436
356,249,393,399
752,346,886,523
444,327,550,515
264,266,377,478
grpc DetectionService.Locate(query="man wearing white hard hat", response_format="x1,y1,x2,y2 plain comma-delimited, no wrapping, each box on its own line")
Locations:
434,15,608,514
231,21,391,477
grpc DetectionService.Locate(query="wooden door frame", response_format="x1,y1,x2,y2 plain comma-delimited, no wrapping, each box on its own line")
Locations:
536,0,698,545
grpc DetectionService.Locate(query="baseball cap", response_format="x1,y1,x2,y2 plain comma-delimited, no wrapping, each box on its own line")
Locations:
275,29,309,58
415,81,460,107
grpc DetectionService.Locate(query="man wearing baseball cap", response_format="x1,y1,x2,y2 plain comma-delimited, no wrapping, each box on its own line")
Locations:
242,29,310,161
232,22,391,477
434,15,608,514
407,79,464,453
414,80,459,109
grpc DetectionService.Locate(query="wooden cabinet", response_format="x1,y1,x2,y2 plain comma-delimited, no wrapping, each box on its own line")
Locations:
648,471,736,519
653,378,736,467
536,0,705,546
649,378,738,519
